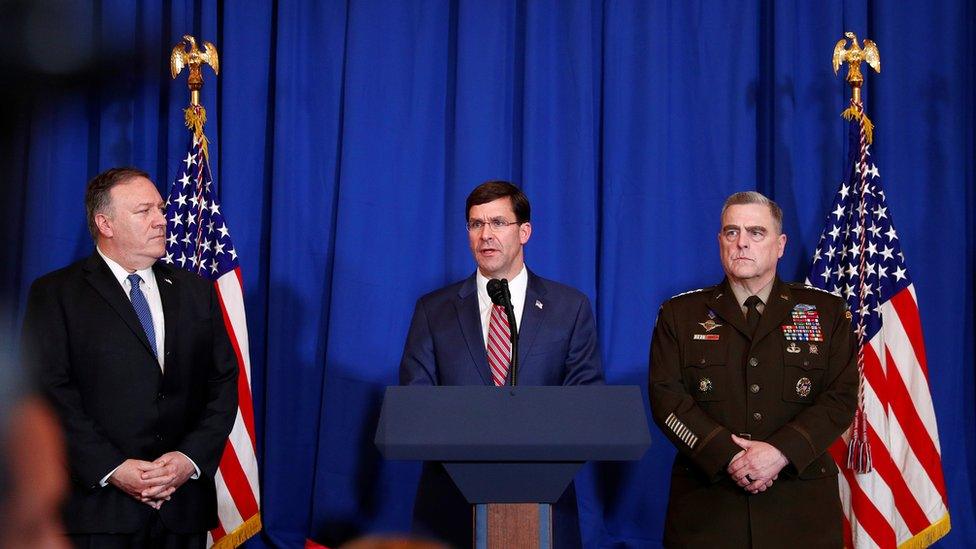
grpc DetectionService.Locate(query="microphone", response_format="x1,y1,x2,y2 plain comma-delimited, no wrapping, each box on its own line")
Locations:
486,278,508,307
486,278,519,386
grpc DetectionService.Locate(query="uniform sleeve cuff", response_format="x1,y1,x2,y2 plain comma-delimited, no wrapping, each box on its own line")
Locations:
694,427,743,480
766,425,814,472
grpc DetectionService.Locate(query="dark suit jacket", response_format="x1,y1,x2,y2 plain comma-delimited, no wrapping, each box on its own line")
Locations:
21,252,238,534
649,277,857,548
400,270,604,549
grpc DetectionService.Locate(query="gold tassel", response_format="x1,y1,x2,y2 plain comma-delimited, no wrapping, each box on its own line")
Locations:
841,107,875,144
183,105,211,161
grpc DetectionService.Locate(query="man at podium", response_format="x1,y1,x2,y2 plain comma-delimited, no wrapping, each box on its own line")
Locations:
400,180,604,548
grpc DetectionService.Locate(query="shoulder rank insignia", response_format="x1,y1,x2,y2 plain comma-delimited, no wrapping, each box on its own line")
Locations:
671,287,711,299
791,283,842,297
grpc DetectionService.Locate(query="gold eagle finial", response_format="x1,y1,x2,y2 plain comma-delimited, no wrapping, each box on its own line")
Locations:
834,32,880,142
170,35,219,106
833,32,880,96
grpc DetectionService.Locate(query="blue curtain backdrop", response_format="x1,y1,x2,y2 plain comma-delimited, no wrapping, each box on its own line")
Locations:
1,1,973,547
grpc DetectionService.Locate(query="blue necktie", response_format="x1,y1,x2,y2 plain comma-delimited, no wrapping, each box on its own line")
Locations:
127,273,157,357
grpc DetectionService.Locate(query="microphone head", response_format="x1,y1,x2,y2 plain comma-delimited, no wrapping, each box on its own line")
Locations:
486,278,509,306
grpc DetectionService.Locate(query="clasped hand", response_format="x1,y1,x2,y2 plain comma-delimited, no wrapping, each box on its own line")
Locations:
726,434,788,494
108,452,195,509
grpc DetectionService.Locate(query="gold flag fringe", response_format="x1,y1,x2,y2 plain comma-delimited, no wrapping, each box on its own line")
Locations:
895,513,951,549
184,105,211,161
210,513,262,549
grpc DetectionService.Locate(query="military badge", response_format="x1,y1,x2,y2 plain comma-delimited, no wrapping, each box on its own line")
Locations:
795,377,812,398
845,310,853,320
707,309,716,320
781,306,824,342
786,342,801,354
698,319,723,332
808,344,819,355
693,334,720,341
698,377,713,393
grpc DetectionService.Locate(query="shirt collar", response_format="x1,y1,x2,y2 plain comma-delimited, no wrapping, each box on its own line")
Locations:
476,264,528,303
729,277,774,309
96,247,156,290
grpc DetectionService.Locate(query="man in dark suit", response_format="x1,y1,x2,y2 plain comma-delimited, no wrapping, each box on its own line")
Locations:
400,180,604,548
649,191,857,547
21,167,238,548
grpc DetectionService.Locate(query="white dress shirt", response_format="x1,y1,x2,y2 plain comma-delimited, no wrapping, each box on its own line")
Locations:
476,265,528,347
97,248,165,370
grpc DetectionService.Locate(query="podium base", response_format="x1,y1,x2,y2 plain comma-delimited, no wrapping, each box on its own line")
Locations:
474,503,551,549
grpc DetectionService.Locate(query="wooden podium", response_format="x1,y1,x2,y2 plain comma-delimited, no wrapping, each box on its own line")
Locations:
375,386,651,548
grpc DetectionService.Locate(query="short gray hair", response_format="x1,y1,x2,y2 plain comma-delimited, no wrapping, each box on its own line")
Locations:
721,191,783,234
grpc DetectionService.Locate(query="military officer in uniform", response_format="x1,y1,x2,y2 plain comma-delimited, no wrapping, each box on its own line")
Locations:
649,191,857,548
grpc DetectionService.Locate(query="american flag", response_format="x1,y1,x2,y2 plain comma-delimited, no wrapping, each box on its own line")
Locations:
164,106,262,547
806,104,950,548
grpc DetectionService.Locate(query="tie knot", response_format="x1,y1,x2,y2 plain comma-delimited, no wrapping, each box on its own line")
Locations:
127,273,143,287
744,295,762,310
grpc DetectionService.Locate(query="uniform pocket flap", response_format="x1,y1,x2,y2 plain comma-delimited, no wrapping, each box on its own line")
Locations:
687,343,726,367
784,352,825,371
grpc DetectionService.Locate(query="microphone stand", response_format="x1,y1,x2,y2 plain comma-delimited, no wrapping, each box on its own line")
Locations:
487,278,519,386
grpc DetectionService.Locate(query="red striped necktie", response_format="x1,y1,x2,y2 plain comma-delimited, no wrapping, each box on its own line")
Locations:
486,304,511,386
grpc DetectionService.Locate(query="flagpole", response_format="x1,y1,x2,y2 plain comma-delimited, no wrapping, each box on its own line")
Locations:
167,36,262,549
832,31,883,475
810,32,949,549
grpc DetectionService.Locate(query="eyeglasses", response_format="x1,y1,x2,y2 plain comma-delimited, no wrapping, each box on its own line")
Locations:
466,218,521,232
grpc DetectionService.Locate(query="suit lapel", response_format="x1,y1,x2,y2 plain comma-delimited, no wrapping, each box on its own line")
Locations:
708,279,750,338
83,253,157,358
515,271,548,371
154,263,180,376
753,278,793,344
455,275,492,385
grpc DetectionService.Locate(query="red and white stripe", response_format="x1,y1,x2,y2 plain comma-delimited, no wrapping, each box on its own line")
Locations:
487,305,511,386
205,267,262,547
833,284,949,548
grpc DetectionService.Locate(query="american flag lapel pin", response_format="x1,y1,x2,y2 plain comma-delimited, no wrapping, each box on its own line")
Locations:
164,278,173,284
535,299,543,309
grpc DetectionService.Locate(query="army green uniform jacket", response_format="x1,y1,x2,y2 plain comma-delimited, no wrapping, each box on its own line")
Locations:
649,277,857,548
